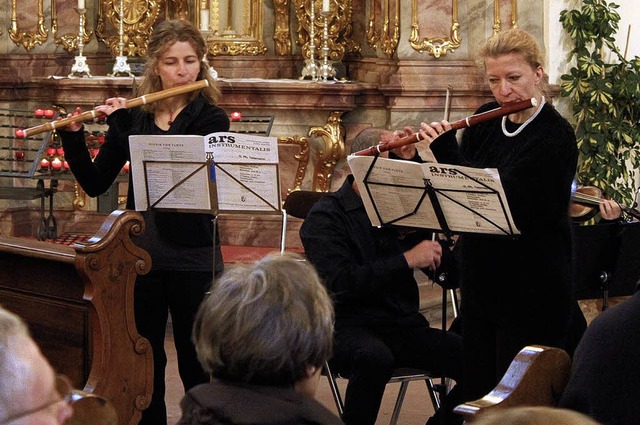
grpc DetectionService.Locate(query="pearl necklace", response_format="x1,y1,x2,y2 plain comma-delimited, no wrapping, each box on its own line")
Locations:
501,96,545,137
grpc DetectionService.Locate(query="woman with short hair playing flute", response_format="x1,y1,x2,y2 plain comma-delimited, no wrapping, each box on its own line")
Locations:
58,20,229,425
411,28,585,404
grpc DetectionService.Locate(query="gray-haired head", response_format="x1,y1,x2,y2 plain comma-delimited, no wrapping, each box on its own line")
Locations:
193,252,334,387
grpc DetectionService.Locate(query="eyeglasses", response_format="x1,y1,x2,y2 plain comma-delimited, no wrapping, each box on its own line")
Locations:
0,374,73,424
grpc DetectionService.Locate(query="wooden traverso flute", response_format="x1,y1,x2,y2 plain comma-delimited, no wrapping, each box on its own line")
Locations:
17,79,210,138
353,97,538,156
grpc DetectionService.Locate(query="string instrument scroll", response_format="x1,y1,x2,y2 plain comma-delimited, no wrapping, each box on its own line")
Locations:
17,80,210,138
353,97,537,156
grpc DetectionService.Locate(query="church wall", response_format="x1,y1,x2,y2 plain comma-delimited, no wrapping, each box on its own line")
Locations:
0,1,594,245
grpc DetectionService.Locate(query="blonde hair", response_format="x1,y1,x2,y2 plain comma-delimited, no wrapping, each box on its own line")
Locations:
477,28,547,94
136,19,221,112
193,253,334,386
472,406,600,425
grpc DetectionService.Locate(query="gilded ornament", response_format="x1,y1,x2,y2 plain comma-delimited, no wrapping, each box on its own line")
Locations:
309,112,345,192
367,0,400,57
293,0,359,63
277,136,311,193
96,0,161,57
9,0,49,51
273,0,292,56
493,0,518,35
409,0,461,58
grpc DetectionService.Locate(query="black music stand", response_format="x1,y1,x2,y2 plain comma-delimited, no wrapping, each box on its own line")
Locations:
572,221,640,310
355,155,519,239
358,154,517,425
610,221,640,295
129,133,282,278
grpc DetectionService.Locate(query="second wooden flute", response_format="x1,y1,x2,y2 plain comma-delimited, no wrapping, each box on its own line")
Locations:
18,79,210,138
353,97,537,156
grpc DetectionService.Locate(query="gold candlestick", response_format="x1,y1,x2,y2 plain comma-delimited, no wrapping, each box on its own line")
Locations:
69,8,92,78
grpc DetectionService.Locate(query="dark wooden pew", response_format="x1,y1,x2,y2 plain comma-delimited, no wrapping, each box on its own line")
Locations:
0,210,153,425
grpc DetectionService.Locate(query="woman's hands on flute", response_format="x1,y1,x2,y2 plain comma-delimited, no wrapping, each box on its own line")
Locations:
60,97,128,132
61,107,84,132
94,97,128,117
386,127,418,159
417,120,452,146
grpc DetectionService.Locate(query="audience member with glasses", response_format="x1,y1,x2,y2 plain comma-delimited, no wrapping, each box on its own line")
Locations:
0,305,73,425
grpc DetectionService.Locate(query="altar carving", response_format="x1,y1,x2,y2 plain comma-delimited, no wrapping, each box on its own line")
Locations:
309,111,345,192
52,0,93,54
199,0,267,56
409,0,461,58
167,0,189,21
493,0,519,34
9,0,48,51
96,0,161,57
367,0,401,57
278,135,311,194
273,0,293,56
294,0,360,65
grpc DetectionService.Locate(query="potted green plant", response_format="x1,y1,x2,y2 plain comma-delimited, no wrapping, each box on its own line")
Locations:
559,0,640,211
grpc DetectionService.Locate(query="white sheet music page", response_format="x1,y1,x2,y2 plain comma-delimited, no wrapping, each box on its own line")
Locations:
204,132,281,213
347,155,520,236
347,154,440,228
129,135,213,212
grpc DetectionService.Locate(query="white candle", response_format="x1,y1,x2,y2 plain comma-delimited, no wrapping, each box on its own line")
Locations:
200,9,210,31
78,0,85,9
322,0,330,13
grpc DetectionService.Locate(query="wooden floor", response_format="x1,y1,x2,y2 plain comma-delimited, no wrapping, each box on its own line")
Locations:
163,279,450,425
160,253,613,424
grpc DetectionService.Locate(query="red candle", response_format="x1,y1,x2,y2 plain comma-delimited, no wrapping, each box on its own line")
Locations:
15,151,25,161
64,160,70,170
230,111,242,121
15,128,25,138
51,157,63,170
34,109,44,118
56,147,65,156
98,135,105,144
40,158,50,169
122,161,130,173
44,109,55,118
46,147,56,156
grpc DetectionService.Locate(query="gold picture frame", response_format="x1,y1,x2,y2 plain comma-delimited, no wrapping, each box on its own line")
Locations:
199,0,267,56
409,0,461,58
9,0,48,51
493,0,518,34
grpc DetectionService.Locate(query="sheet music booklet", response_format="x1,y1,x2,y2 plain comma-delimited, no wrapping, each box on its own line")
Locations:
347,154,520,237
129,132,281,214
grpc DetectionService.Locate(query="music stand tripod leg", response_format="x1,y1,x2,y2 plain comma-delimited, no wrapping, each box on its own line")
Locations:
600,271,610,311
212,214,218,281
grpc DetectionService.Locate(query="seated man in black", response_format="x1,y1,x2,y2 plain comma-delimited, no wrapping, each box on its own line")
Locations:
300,127,464,425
